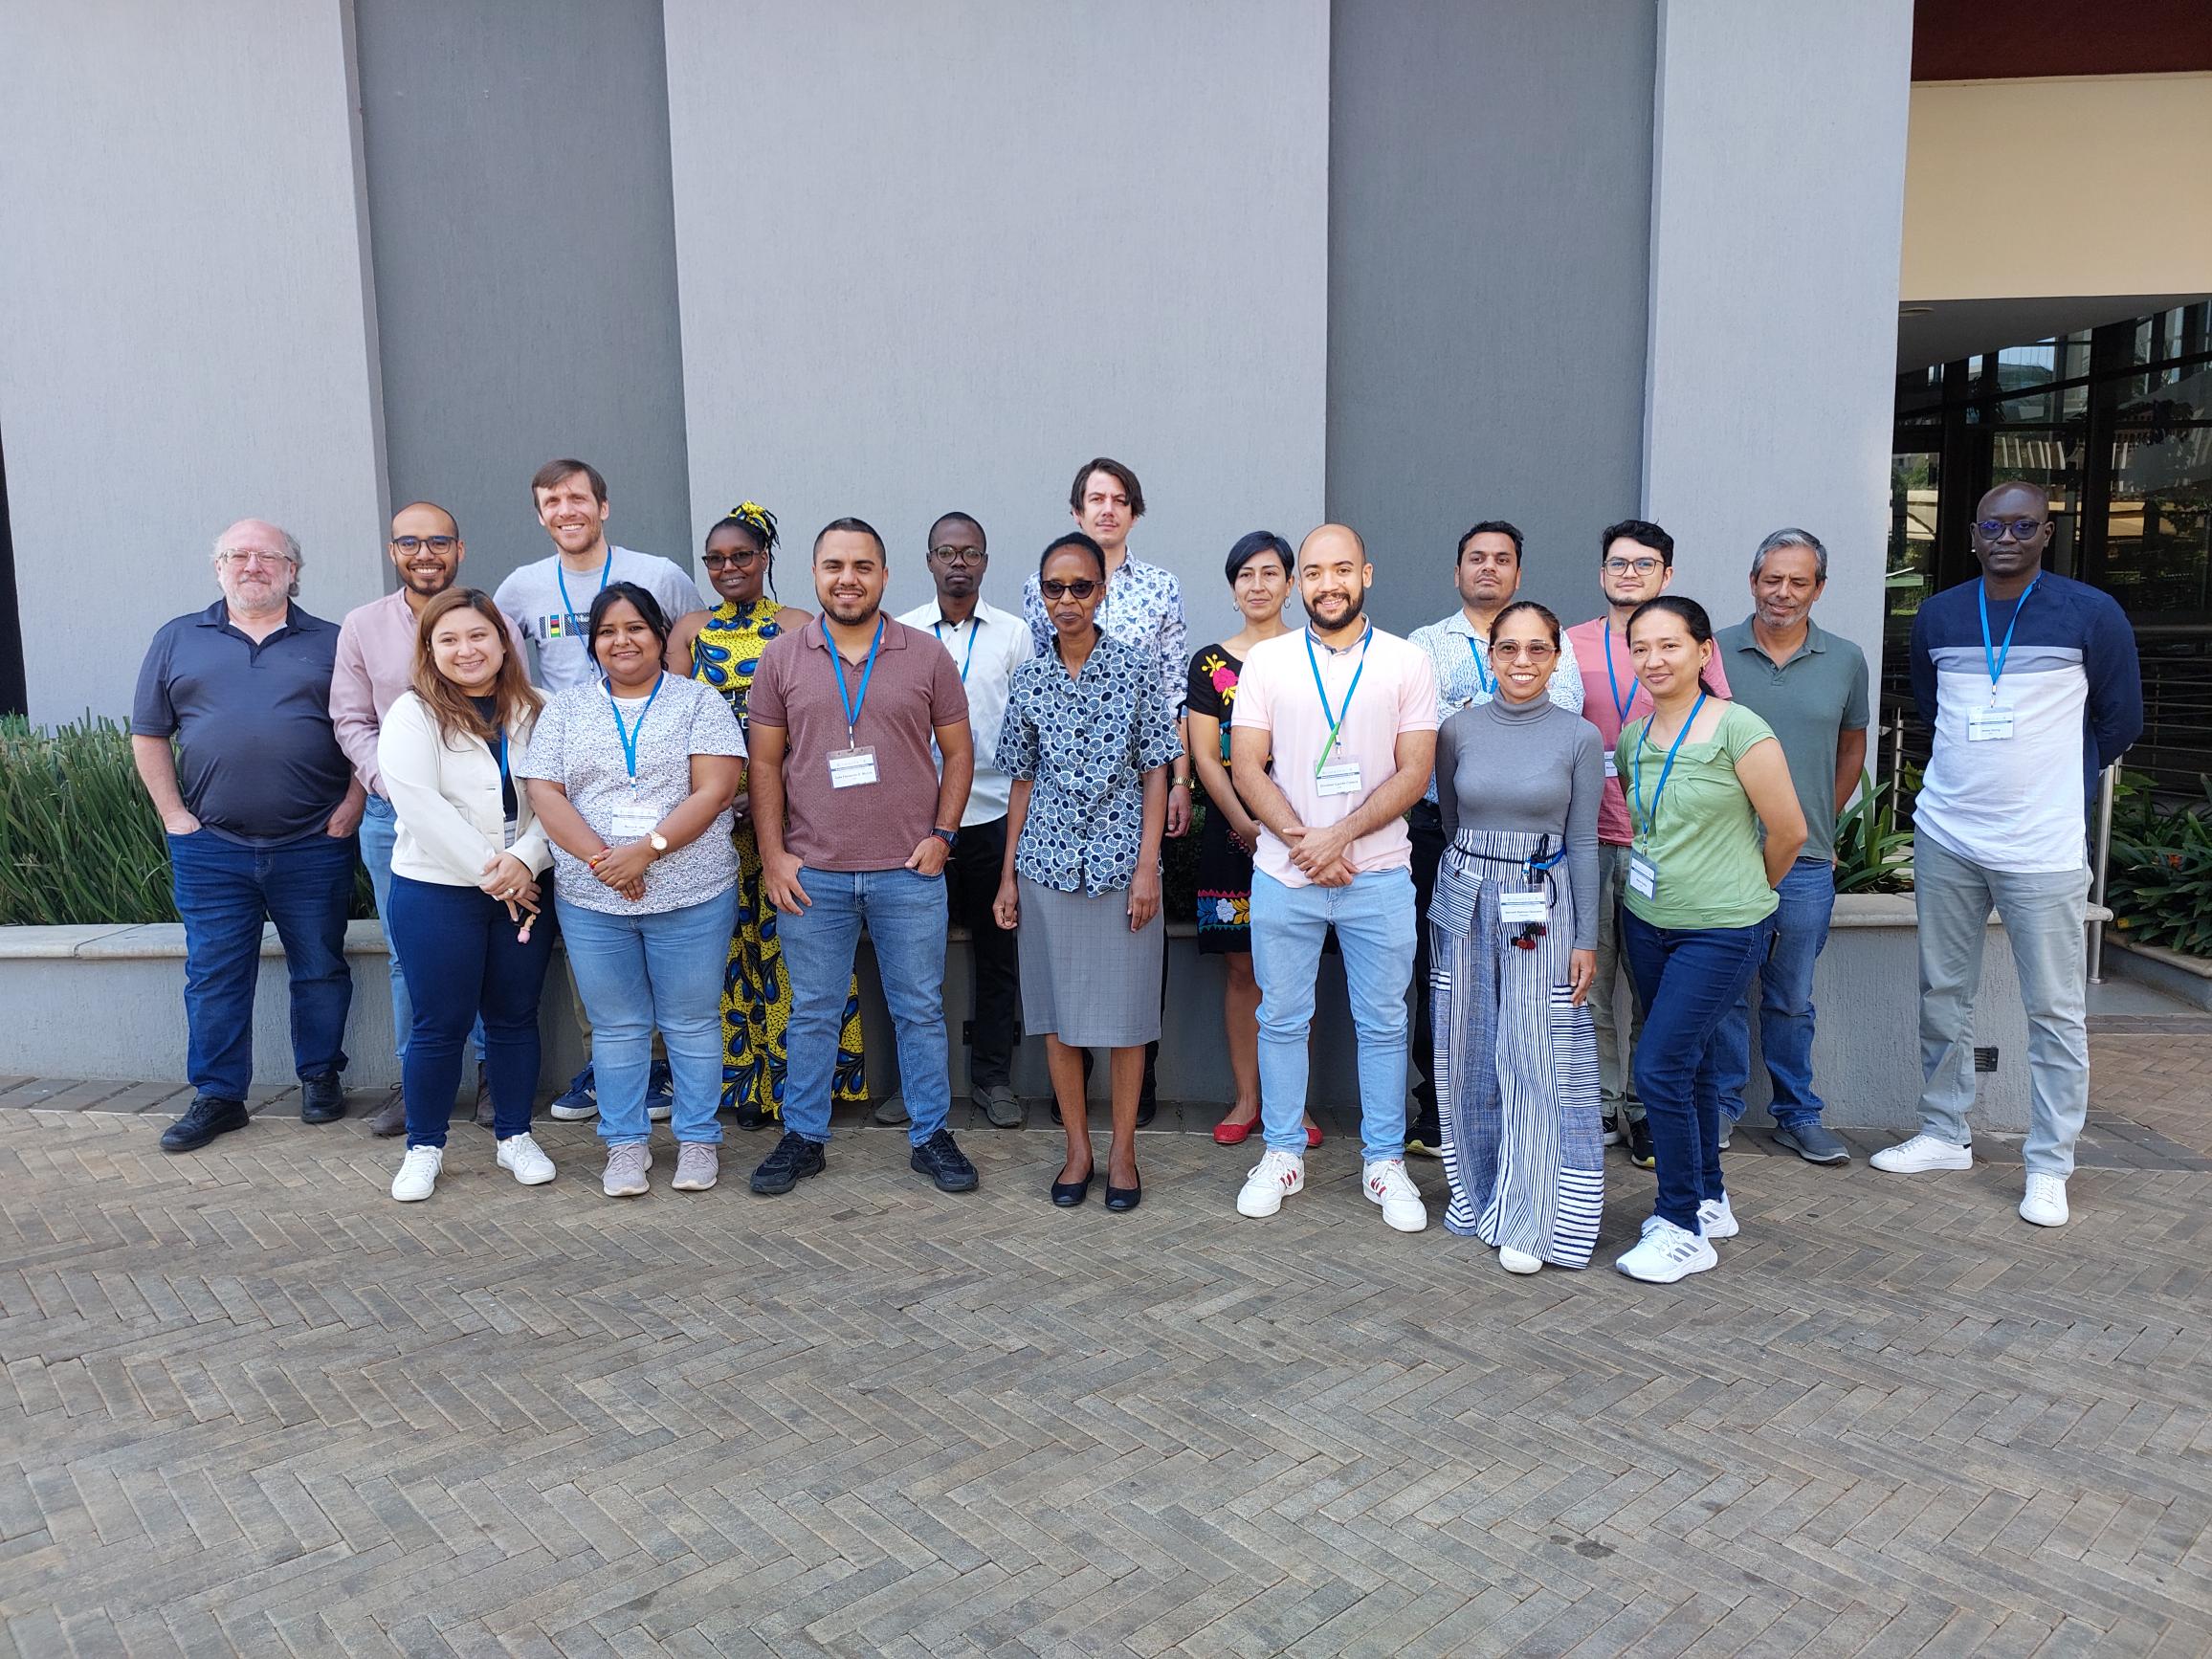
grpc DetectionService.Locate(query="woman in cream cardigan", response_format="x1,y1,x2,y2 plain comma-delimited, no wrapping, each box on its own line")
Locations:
377,587,560,1202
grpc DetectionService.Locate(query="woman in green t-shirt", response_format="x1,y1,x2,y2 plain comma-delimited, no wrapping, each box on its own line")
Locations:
1611,596,1806,1285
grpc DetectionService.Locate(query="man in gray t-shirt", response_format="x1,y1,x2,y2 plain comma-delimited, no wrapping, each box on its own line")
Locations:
1713,528,1870,1167
493,457,708,693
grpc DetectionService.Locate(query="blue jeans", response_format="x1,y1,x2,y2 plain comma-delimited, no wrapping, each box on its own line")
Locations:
779,866,950,1146
363,793,485,1065
167,829,355,1101
1714,857,1836,1129
557,889,735,1147
1250,866,1415,1162
387,874,554,1147
1913,836,2090,1178
1622,911,1775,1232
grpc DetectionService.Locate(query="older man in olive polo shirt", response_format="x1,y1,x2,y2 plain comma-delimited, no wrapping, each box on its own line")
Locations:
1713,527,1869,1164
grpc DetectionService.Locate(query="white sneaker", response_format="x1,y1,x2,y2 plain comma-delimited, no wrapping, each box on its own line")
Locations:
1363,1159,1428,1232
1236,1149,1305,1217
2020,1172,2069,1228
390,1145,442,1203
1498,1246,1542,1274
671,1143,719,1192
1697,1194,1738,1240
497,1133,556,1186
1616,1216,1717,1283
1870,1132,1973,1173
603,1142,652,1198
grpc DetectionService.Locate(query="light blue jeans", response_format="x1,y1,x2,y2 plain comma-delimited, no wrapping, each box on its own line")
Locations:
1913,835,2090,1178
779,866,951,1147
1250,866,1415,1162
557,888,736,1147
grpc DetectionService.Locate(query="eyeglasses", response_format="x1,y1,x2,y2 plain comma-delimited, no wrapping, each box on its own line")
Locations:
1976,517,2046,542
1493,641,1556,660
217,550,295,569
390,535,457,555
1040,579,1100,601
701,547,765,571
930,546,985,565
1602,556,1662,576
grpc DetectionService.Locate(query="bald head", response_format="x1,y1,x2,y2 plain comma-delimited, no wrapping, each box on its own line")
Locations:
1300,522,1366,564
1296,522,1373,639
389,500,466,601
1979,479,2049,518
1970,479,2053,587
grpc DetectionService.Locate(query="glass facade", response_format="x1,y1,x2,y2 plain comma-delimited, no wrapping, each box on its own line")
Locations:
1888,302,2212,786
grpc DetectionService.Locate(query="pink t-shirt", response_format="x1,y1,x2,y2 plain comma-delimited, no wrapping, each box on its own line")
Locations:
1565,614,1733,846
1230,627,1439,888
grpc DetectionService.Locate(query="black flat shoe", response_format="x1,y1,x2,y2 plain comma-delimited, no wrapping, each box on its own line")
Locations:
1051,1171,1093,1206
1104,1177,1141,1213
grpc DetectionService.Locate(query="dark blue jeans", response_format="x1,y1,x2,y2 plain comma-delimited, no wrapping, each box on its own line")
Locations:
387,874,554,1147
167,829,355,1101
1622,910,1776,1232
1714,857,1836,1129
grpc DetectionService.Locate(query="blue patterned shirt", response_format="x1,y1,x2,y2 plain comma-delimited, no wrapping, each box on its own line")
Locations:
1406,608,1585,803
1023,552,1187,716
997,633,1183,895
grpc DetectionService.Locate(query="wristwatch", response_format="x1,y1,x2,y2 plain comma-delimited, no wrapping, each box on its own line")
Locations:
931,827,959,849
648,830,670,856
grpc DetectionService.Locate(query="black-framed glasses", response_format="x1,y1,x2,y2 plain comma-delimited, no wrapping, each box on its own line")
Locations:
702,547,765,571
929,546,985,565
1602,556,1661,576
1976,517,2046,542
1040,579,1099,601
390,535,457,554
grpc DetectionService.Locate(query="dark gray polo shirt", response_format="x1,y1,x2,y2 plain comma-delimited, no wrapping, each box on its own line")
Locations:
1715,614,1870,863
132,600,351,847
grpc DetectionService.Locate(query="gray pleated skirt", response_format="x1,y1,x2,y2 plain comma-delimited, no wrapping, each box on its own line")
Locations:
1017,874,1164,1048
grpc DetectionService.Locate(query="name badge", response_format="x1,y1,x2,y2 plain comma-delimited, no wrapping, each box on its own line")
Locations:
609,802,659,838
1604,753,1619,780
1627,850,1660,900
830,746,879,789
1498,889,1549,925
1315,760,1362,797
502,816,520,850
1966,705,2015,741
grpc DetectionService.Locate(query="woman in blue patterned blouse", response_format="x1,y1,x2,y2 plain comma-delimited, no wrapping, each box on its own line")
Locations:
994,533,1182,1212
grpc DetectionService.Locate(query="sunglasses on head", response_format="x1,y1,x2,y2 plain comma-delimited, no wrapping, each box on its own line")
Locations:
1040,579,1099,601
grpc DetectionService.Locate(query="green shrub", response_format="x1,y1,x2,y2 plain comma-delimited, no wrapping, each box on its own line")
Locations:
1832,765,1916,894
2108,773,2212,958
0,716,375,926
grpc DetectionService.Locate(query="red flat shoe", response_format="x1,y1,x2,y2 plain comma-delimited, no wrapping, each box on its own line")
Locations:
1212,1117,1257,1146
1305,1123,1324,1150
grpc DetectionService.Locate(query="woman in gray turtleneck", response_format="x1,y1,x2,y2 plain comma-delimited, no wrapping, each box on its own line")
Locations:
1429,600,1604,1273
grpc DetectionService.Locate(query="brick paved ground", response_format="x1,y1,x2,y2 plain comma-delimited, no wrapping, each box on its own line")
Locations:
1,1030,2207,1656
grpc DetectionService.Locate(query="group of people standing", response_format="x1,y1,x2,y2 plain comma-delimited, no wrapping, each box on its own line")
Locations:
131,453,2140,1278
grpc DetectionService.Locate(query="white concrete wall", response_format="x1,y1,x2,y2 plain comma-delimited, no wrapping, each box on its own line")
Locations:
659,0,1332,630
1641,0,1914,678
0,0,387,724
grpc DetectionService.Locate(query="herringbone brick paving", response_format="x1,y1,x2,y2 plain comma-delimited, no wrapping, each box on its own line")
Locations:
0,1033,2206,1656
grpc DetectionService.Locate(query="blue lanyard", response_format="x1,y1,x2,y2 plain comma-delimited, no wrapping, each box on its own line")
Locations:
556,545,613,643
1465,633,1496,697
496,729,509,781
830,617,886,742
606,674,663,782
1306,626,1371,771
1602,625,1637,725
933,615,979,683
1630,690,1708,843
1978,577,2039,700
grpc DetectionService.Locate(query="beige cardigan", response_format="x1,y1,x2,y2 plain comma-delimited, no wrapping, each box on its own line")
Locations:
376,692,554,886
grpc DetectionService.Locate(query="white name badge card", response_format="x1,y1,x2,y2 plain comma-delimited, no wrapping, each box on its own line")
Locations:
1627,850,1659,900
502,816,520,850
608,802,659,838
1315,760,1362,797
830,746,879,789
1604,753,1619,780
1966,705,2015,741
1498,889,1550,925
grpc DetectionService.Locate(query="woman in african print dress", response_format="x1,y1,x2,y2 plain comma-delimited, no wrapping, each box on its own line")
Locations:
669,504,868,1128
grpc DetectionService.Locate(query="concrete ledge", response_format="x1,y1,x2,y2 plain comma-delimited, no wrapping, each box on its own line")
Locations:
2105,938,2212,1010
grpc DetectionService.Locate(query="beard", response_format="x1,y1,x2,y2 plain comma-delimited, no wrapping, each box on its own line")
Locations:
1308,586,1367,632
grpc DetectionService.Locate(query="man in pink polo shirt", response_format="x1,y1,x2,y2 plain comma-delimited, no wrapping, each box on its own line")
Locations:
1228,524,1440,1233
1563,518,1730,1168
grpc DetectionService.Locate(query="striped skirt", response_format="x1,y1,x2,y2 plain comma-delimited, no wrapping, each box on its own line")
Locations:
1429,829,1604,1267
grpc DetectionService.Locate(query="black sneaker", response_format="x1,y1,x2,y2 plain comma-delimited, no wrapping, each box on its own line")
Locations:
299,1074,346,1123
749,1131,826,1195
1626,1116,1656,1169
1601,1111,1622,1147
734,1100,774,1132
366,1088,408,1138
162,1095,249,1154
910,1129,979,1193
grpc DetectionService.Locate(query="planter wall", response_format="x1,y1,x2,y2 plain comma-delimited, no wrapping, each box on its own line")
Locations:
2103,938,2212,1010
1,896,2089,1132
